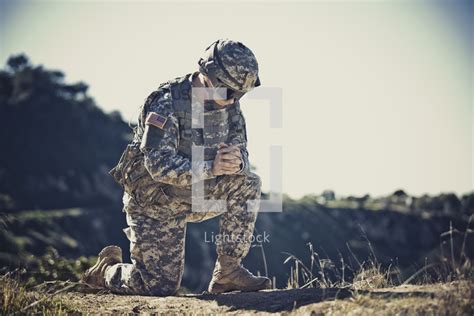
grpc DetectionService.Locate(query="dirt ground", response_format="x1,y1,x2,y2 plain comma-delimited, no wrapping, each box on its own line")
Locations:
53,281,472,315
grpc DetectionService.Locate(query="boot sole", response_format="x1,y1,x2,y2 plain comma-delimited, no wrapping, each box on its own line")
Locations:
210,278,272,294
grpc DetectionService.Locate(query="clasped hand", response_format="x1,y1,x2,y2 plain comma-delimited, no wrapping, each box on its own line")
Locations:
212,143,242,176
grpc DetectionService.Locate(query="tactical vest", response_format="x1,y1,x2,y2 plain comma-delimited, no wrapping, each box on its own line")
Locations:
169,74,241,162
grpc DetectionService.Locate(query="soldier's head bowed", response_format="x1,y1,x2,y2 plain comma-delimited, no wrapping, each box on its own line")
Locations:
198,39,261,102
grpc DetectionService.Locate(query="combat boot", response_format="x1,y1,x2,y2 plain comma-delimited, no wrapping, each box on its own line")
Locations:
208,255,272,293
81,245,122,288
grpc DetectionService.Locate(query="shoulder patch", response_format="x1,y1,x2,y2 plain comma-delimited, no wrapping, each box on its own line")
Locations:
145,112,168,129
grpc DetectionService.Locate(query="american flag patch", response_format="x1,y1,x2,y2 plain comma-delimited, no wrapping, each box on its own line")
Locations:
145,112,168,129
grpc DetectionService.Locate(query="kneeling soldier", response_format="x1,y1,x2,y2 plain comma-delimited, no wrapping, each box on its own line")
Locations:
82,39,271,296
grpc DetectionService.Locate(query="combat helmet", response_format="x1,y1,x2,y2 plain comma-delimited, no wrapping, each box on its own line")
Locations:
198,39,261,100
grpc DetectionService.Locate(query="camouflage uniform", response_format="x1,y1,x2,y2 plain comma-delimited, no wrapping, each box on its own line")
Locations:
105,72,261,296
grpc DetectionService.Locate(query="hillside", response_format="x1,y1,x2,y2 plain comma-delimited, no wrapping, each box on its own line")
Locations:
0,54,130,210
0,55,473,314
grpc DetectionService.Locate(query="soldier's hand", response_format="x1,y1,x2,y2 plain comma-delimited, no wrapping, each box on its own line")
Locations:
212,143,242,176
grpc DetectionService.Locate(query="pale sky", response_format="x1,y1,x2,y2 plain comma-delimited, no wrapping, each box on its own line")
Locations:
1,0,472,198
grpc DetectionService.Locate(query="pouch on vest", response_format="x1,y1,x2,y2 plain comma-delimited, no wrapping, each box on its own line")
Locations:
109,143,147,192
110,142,171,208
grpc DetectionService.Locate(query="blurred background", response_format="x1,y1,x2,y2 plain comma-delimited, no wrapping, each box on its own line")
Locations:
0,0,472,292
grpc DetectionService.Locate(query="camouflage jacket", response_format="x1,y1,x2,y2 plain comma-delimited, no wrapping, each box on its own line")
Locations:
110,73,250,205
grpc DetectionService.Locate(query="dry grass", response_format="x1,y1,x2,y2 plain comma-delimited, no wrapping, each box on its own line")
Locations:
293,280,473,316
0,271,75,315
283,216,473,315
284,216,473,291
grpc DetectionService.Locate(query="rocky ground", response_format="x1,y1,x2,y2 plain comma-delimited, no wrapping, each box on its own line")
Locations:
36,281,471,315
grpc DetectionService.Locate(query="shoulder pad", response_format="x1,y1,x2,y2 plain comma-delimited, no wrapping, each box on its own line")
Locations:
167,74,189,86
146,89,174,117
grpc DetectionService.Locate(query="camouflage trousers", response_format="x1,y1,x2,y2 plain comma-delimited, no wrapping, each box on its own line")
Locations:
104,172,261,296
